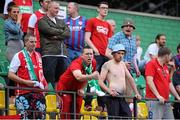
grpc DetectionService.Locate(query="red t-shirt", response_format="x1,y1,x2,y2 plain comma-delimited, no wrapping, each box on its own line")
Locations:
11,51,47,95
57,57,96,91
145,58,171,100
34,10,45,48
85,18,112,56
13,0,33,33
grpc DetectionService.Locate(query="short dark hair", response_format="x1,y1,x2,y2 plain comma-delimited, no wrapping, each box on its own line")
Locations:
7,1,17,12
83,45,92,53
83,45,91,49
155,33,165,43
98,1,109,7
24,34,36,43
158,47,171,57
177,43,180,53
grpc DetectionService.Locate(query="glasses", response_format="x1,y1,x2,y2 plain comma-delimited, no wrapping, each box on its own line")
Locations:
99,7,108,10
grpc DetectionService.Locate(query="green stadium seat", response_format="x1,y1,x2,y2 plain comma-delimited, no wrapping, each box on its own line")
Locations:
133,74,146,97
0,61,9,77
134,74,146,89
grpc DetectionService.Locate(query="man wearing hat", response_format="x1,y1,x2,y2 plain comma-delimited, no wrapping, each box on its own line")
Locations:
105,18,140,98
99,44,141,119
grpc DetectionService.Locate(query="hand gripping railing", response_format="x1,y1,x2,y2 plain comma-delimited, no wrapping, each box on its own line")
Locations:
1,86,179,119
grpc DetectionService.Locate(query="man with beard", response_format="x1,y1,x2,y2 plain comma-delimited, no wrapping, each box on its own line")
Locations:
144,34,166,62
145,47,180,119
99,44,141,119
137,34,167,74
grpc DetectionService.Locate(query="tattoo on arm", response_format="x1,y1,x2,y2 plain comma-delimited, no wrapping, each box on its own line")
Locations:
102,63,108,70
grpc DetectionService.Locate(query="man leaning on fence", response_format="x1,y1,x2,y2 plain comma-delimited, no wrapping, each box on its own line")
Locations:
8,34,48,119
99,44,141,119
145,47,180,119
56,46,99,119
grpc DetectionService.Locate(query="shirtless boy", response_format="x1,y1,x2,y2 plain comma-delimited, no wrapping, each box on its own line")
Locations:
99,44,141,118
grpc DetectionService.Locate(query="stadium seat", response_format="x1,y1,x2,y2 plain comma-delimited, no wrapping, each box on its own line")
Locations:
133,74,146,97
45,94,59,120
0,76,6,109
130,102,148,119
80,99,107,119
169,94,175,102
0,61,9,76
137,102,148,119
9,104,17,115
134,75,146,89
46,95,58,112
0,91,5,109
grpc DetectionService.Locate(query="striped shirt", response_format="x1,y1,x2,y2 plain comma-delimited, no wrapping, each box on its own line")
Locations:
108,31,137,62
64,16,87,51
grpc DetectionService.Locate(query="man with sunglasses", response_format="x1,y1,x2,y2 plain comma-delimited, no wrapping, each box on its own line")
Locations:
145,47,180,119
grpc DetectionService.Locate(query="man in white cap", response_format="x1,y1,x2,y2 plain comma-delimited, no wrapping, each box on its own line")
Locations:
99,44,141,119
105,18,140,100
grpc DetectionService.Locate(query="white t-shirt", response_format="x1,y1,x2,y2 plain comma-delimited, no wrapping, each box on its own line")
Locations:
9,53,20,73
136,46,143,61
143,43,159,62
28,9,45,28
48,16,56,24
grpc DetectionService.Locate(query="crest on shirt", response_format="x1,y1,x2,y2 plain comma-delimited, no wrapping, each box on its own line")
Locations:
78,21,82,25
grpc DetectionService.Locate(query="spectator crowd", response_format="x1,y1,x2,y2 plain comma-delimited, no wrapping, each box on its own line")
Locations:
0,0,180,119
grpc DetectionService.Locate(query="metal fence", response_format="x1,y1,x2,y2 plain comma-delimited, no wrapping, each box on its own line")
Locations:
0,86,179,119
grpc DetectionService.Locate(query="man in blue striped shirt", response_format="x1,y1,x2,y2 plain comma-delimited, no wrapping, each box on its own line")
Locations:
65,2,87,62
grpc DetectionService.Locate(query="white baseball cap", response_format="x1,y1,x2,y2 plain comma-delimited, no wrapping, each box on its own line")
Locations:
112,44,126,54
